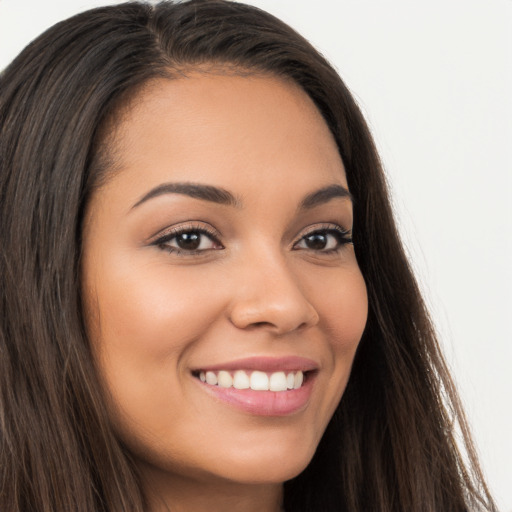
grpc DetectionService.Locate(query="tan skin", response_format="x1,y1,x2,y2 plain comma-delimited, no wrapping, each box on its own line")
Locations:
81,74,368,512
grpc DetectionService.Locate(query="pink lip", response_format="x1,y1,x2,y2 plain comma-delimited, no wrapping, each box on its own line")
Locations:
195,375,316,416
191,356,318,417
192,356,319,373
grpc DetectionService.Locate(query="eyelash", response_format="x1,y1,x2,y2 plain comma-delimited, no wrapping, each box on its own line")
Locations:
293,224,353,254
151,223,222,255
151,223,352,256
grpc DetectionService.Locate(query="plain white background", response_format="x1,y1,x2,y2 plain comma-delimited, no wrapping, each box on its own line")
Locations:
1,0,510,509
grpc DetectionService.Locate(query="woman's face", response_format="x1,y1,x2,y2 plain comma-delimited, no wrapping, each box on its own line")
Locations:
82,74,367,489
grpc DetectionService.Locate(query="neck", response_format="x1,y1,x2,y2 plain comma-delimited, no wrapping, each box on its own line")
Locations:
140,464,284,512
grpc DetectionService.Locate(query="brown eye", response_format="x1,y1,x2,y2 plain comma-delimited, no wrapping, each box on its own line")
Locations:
303,232,330,250
154,227,222,254
175,232,202,250
294,227,352,252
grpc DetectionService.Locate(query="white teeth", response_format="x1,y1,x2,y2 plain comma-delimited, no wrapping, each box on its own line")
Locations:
205,371,218,385
269,371,287,392
294,371,304,389
198,369,306,391
233,370,250,389
250,371,269,390
217,371,233,388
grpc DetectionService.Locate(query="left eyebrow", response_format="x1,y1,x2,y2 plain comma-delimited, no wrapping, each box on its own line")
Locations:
131,182,241,210
298,184,353,210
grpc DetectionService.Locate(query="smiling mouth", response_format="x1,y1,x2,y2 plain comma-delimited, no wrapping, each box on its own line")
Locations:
193,369,309,391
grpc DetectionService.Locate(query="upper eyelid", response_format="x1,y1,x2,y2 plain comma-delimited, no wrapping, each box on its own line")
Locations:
148,221,351,247
148,222,221,244
292,224,353,250
294,223,352,240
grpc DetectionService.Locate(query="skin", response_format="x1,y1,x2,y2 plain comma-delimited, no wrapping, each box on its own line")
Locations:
81,73,368,512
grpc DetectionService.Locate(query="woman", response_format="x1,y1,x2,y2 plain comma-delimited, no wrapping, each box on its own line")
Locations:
0,1,497,511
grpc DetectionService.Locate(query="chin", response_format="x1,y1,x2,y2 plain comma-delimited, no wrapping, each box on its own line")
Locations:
206,438,318,485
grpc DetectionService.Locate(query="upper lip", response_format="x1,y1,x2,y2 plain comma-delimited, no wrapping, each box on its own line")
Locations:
192,356,319,373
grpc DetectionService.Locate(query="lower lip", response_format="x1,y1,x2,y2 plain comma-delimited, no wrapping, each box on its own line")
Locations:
195,374,315,416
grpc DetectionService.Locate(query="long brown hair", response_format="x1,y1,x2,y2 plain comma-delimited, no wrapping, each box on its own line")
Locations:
0,1,496,511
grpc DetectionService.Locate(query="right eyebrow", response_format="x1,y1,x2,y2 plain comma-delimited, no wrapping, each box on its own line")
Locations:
130,182,242,210
298,184,353,210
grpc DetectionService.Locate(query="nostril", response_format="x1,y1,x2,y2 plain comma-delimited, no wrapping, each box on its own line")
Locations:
296,321,311,331
227,286,319,334
248,321,274,329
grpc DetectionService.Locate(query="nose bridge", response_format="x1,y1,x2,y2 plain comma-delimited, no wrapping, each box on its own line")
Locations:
228,245,319,333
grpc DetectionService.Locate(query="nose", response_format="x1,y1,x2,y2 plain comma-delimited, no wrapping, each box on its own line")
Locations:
227,252,320,335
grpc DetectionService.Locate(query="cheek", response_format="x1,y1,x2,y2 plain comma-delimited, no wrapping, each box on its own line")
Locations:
82,256,228,429
83,257,230,448
88,256,226,359
331,272,368,353
308,265,367,410
313,265,368,352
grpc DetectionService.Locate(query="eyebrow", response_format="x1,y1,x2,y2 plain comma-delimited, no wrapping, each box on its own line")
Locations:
131,181,352,211
298,184,353,210
131,182,241,209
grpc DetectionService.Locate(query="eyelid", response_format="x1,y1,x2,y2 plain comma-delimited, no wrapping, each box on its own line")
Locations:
148,221,222,248
292,223,353,251
294,223,352,242
147,221,352,256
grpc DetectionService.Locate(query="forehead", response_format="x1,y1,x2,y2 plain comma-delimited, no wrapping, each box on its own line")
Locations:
96,73,347,207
